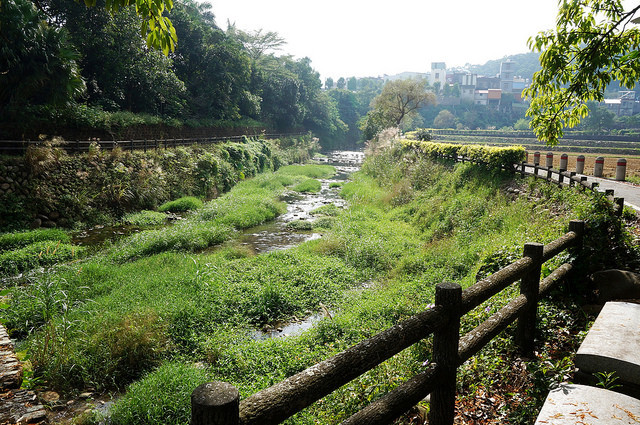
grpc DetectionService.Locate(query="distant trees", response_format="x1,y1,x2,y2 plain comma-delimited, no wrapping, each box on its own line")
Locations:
325,78,334,89
347,77,357,91
433,110,457,129
337,77,346,89
1,0,360,148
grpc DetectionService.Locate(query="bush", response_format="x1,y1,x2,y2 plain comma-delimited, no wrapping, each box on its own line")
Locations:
0,229,70,252
158,197,204,213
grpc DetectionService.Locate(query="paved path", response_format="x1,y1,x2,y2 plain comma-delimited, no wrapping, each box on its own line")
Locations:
522,164,640,212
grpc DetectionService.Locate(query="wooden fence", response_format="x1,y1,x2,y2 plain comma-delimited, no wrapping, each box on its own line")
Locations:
517,160,625,216
0,133,305,155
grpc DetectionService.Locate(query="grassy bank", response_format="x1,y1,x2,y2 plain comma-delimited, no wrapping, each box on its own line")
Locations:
2,142,636,424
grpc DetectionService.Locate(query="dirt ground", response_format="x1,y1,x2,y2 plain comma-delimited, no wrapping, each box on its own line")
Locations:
525,151,640,179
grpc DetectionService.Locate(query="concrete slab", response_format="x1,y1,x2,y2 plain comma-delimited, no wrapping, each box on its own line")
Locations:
576,302,640,386
535,384,640,424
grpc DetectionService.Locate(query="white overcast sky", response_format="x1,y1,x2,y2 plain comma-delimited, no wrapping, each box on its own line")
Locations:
210,0,561,80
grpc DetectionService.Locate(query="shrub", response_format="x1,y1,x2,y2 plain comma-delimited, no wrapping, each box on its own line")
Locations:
0,229,70,252
158,196,204,213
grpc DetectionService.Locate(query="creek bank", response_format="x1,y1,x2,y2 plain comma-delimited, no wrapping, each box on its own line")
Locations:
0,135,318,230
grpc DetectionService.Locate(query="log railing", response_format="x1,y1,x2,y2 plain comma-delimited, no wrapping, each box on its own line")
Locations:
190,220,586,425
0,133,305,155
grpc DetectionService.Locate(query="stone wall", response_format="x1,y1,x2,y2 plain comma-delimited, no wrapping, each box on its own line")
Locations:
0,135,316,230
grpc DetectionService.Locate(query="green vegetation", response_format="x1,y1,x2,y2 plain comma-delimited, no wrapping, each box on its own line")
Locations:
401,138,526,169
158,197,204,213
0,241,85,276
525,0,640,144
2,142,634,424
0,229,70,252
292,179,322,193
1,0,351,149
0,135,317,230
122,210,168,226
277,164,336,179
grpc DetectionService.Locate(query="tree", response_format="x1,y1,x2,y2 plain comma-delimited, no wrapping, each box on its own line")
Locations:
347,76,357,91
227,26,286,61
336,77,346,89
370,79,435,127
359,78,434,140
0,0,85,112
433,109,457,129
524,0,640,145
325,77,334,89
582,101,616,131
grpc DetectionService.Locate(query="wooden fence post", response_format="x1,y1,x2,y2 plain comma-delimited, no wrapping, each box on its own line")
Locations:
569,172,576,187
615,197,624,217
569,220,585,251
516,243,543,356
429,282,462,425
520,162,525,178
191,381,239,425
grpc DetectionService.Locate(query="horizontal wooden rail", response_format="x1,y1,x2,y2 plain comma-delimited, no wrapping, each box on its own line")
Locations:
0,133,306,155
239,307,448,424
193,220,586,425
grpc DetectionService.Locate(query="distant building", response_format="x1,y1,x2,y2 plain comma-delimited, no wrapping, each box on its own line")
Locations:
476,76,501,90
602,91,637,116
430,62,447,87
460,74,477,102
488,89,502,107
499,59,515,93
474,89,489,105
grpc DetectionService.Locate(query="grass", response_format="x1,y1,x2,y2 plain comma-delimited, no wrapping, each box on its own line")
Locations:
2,145,633,424
0,240,85,276
158,196,204,213
0,228,70,252
292,179,322,193
277,164,336,179
122,210,167,226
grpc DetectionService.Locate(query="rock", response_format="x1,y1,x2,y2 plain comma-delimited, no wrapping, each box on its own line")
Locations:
78,392,92,399
49,211,60,220
0,183,9,190
42,221,56,228
39,391,60,403
37,214,49,222
591,269,640,303
30,219,42,229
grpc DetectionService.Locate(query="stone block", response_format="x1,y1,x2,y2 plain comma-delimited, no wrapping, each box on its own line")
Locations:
576,302,640,387
535,384,640,424
591,269,640,302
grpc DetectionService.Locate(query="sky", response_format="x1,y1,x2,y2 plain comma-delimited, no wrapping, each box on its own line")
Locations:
210,0,561,80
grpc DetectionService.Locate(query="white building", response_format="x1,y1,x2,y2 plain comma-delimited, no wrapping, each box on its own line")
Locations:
429,62,447,87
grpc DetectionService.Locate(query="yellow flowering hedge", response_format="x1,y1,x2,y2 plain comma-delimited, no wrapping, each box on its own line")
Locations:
401,139,526,170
